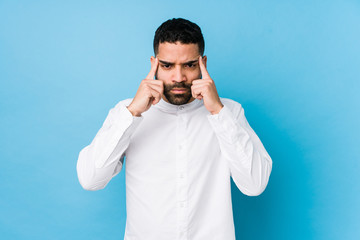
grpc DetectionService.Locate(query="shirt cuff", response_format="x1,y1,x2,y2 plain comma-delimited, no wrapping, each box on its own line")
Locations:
95,105,143,168
207,104,242,143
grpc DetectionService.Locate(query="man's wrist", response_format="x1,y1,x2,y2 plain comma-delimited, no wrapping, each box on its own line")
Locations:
127,105,142,117
210,103,224,115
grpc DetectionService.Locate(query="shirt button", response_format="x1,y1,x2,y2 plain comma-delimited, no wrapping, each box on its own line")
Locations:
179,106,184,110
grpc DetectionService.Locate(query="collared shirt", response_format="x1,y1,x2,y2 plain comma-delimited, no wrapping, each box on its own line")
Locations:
77,97,272,240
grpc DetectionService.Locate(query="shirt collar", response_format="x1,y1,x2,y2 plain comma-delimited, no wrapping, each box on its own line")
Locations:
154,97,203,114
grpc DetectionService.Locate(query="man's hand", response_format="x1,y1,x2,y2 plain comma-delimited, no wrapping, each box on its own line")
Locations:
191,56,224,115
127,58,164,116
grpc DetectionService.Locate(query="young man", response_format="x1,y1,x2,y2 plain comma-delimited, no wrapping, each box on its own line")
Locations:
77,18,272,240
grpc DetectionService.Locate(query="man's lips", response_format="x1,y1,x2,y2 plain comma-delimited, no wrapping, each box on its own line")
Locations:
170,88,188,94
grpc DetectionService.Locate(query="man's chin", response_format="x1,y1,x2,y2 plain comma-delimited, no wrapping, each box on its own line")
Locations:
163,92,193,105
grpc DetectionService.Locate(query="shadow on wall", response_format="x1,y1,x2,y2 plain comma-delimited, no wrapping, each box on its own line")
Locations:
231,102,314,240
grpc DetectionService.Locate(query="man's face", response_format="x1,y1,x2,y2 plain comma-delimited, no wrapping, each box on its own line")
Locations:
152,41,207,105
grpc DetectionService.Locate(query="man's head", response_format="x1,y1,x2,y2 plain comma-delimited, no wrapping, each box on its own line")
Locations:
153,18,205,57
151,18,207,105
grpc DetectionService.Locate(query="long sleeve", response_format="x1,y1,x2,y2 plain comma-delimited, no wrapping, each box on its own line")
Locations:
207,99,272,196
76,99,143,191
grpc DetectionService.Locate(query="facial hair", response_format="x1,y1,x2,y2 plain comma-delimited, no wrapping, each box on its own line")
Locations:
163,82,193,105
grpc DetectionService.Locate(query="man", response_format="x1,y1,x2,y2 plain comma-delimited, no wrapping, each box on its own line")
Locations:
77,18,272,240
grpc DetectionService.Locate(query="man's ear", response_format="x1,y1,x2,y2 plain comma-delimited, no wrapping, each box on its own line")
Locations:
202,55,207,68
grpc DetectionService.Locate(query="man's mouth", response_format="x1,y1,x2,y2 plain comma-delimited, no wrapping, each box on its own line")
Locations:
170,88,188,94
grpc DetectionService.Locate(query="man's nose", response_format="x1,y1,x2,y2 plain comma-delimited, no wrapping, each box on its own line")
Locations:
173,67,186,82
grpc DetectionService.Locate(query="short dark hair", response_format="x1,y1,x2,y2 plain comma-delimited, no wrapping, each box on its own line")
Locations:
153,18,205,56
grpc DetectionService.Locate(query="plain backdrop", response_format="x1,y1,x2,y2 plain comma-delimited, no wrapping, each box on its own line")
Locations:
1,0,359,239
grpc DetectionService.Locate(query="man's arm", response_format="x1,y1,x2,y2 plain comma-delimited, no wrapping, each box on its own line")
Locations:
191,56,272,196
207,100,272,196
77,57,163,191
76,100,143,191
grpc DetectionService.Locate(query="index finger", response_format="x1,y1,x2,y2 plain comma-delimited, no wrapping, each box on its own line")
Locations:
199,56,210,79
146,57,159,80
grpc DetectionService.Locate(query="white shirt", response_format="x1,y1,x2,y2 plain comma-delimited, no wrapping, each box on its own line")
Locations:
77,97,272,240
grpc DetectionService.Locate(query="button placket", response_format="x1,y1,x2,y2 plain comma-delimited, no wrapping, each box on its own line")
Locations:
176,113,189,239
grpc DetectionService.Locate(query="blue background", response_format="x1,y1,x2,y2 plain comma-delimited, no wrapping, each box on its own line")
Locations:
1,0,359,239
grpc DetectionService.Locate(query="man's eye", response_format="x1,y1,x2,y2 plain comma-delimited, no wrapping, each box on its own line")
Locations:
162,64,171,69
185,64,196,68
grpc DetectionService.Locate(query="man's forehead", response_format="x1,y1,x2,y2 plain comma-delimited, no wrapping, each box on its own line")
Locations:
157,41,200,63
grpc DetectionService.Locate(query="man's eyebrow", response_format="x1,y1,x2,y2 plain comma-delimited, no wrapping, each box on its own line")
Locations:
158,59,199,65
159,60,174,65
183,60,199,65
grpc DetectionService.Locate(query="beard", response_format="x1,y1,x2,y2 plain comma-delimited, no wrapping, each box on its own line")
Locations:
163,82,193,105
